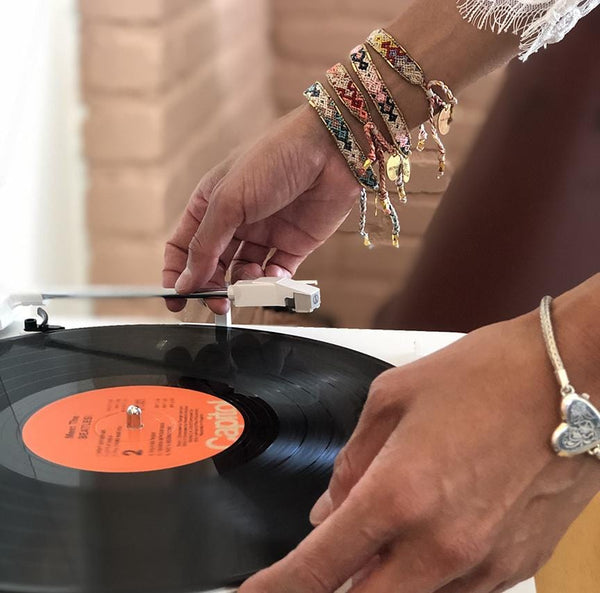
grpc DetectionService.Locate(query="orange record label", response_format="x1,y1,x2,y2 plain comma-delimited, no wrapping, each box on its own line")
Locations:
22,386,245,473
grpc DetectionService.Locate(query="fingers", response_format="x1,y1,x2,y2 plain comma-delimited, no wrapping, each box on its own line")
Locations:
230,242,271,283
163,238,192,312
434,572,493,593
201,238,241,315
350,554,505,593
309,420,394,525
263,249,306,280
311,371,408,525
239,479,396,593
348,524,480,593
174,189,243,293
348,539,445,593
240,425,436,593
162,156,237,307
172,110,332,293
230,243,306,284
163,213,240,315
163,196,214,311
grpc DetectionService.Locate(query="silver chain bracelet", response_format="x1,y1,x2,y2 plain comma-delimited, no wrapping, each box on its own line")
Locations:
540,296,600,460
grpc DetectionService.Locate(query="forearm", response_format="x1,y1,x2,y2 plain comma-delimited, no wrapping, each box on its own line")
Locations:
324,0,520,142
382,0,519,126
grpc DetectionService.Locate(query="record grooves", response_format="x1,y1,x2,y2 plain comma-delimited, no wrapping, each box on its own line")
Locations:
0,325,390,593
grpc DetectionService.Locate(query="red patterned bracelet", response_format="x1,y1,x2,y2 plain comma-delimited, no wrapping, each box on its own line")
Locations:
326,62,410,205
349,44,412,158
304,81,401,247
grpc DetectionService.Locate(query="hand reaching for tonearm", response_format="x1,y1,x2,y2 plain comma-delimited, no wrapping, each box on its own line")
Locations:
162,0,524,315
162,0,519,315
162,105,357,315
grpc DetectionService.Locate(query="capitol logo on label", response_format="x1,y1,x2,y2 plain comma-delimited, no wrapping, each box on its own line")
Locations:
206,400,243,450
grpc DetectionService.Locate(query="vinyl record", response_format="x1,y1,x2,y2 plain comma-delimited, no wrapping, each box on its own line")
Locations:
0,325,390,593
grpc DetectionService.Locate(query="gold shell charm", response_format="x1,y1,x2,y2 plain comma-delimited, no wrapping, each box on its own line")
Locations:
437,104,453,135
386,154,401,181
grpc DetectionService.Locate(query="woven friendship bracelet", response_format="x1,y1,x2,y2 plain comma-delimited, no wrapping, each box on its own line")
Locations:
304,82,400,247
326,63,410,205
366,29,458,176
366,29,425,87
366,29,457,125
304,80,401,248
326,62,395,161
303,81,378,191
349,44,412,158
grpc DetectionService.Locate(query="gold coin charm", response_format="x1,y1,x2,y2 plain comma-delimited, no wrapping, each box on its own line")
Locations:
437,104,453,136
401,155,411,184
386,154,402,181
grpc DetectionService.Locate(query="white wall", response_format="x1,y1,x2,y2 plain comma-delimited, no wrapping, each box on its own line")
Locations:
0,0,87,293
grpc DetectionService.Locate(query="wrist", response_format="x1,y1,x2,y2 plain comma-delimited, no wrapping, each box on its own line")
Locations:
297,102,363,193
531,276,600,486
550,274,600,409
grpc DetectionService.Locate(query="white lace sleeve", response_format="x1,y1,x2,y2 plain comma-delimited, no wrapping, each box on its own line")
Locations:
457,0,599,60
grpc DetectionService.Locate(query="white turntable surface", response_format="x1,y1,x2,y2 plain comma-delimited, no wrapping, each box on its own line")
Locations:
17,316,536,593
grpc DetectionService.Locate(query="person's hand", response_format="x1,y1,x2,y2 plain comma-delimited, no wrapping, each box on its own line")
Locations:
239,282,600,593
162,104,359,314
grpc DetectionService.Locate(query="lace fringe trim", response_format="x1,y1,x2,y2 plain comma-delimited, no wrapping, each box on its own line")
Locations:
457,0,599,60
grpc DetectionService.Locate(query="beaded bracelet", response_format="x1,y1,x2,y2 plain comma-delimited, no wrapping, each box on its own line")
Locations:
304,81,401,247
326,62,409,206
366,29,458,176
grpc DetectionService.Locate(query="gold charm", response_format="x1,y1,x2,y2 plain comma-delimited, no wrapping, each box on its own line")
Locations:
386,154,402,181
437,104,453,136
401,155,411,184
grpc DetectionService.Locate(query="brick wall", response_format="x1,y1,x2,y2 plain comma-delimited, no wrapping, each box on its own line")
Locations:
80,0,275,317
81,0,504,326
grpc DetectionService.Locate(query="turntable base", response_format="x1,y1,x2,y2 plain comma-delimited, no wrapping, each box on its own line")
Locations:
0,318,541,593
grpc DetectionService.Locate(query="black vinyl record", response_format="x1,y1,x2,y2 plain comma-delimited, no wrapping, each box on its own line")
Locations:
0,325,390,593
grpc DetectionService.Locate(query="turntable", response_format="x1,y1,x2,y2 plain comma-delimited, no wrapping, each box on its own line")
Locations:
0,280,536,593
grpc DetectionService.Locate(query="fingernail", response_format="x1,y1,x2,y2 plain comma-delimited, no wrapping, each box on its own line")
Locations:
309,490,332,526
174,268,192,293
